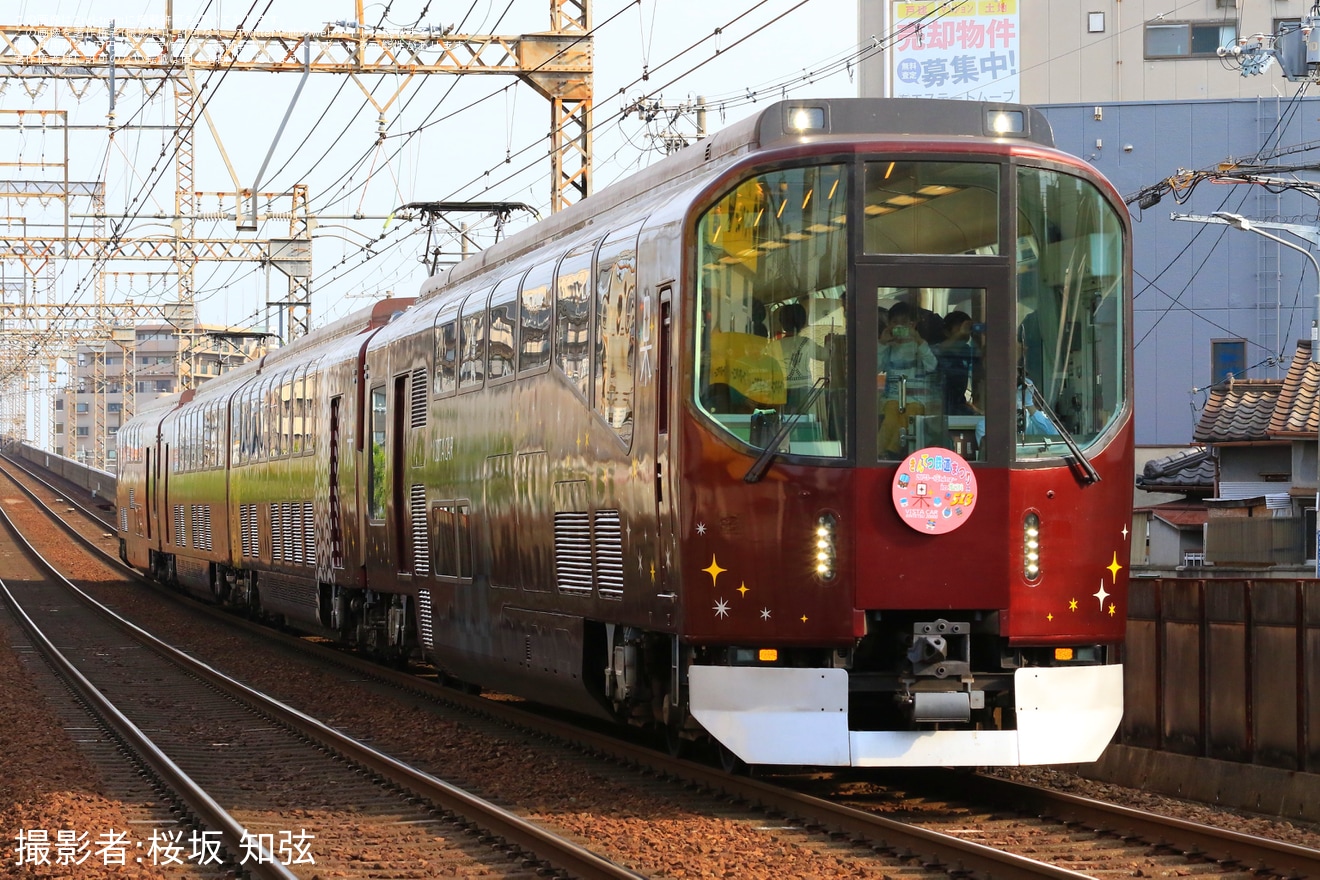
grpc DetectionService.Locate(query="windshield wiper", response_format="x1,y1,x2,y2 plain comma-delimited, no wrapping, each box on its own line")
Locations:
743,377,828,483
1021,379,1101,485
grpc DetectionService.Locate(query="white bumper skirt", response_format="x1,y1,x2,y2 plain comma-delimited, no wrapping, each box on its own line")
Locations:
688,664,1123,767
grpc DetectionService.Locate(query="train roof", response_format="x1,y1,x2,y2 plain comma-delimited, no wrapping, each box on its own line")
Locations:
419,98,1055,299
256,296,414,372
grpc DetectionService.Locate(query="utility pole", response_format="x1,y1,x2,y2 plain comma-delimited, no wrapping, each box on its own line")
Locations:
623,95,708,155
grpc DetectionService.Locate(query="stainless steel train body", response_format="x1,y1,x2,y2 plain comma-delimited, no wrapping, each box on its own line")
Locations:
119,98,1134,767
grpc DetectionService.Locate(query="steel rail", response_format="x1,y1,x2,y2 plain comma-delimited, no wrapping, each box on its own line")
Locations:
0,457,644,880
963,774,1320,879
17,452,1318,878
0,504,298,880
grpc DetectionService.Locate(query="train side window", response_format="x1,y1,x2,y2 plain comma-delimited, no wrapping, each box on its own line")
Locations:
368,386,387,520
431,502,472,579
432,505,455,575
488,273,521,383
291,368,306,454
594,223,642,445
519,260,554,374
459,288,490,391
556,239,597,399
264,377,278,460
434,311,459,395
231,396,242,465
304,367,318,454
205,404,217,469
248,384,262,461
455,502,472,578
281,373,295,457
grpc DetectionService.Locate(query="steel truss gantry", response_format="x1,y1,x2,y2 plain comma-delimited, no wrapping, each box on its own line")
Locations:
0,1,592,462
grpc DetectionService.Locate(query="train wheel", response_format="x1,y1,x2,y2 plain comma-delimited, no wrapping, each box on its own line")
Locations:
664,725,685,759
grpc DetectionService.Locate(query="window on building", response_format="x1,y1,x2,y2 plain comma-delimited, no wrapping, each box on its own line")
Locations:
76,403,88,413
1210,338,1246,387
1145,21,1236,58
76,427,89,437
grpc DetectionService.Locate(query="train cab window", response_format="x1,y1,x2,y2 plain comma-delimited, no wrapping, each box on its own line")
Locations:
434,311,459,395
368,386,388,520
1015,166,1126,461
594,224,641,445
876,287,987,462
695,163,848,458
863,161,1000,255
488,274,520,383
459,289,490,391
556,239,597,399
519,260,554,373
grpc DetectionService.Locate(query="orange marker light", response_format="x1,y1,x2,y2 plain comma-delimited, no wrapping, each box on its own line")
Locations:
1054,647,1075,661
758,649,779,663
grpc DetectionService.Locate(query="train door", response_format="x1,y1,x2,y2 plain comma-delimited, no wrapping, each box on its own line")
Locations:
144,446,154,541
855,262,1011,609
391,373,407,571
328,396,344,570
364,383,388,574
653,286,676,598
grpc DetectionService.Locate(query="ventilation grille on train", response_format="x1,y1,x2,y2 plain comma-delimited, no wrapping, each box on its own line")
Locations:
119,507,128,533
271,502,312,565
173,505,186,547
410,369,428,428
303,502,315,567
553,511,593,594
594,510,624,598
241,504,258,558
410,484,429,576
190,504,213,551
416,588,434,650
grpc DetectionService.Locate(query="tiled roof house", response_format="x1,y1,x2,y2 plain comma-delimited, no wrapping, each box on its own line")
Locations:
1183,341,1319,568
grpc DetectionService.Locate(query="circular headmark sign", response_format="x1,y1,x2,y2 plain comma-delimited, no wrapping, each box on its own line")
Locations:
891,447,979,534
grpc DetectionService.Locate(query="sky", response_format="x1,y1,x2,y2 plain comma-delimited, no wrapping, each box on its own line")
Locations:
3,0,863,338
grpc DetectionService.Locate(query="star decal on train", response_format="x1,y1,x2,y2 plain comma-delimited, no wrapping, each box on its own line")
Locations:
713,598,730,618
703,555,725,587
760,608,771,620
695,521,707,535
1093,580,1109,610
737,582,748,597
1107,551,1123,582
1069,598,1078,612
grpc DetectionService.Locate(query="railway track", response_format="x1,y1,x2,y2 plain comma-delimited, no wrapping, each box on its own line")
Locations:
0,460,642,879
6,452,1320,879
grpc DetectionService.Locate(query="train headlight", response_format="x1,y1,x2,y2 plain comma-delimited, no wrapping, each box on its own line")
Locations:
814,513,837,580
1024,512,1041,581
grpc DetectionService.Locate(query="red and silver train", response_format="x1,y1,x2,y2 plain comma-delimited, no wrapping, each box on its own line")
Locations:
118,98,1132,767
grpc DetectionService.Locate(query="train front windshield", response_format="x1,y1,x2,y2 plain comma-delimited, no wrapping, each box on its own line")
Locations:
693,159,1126,463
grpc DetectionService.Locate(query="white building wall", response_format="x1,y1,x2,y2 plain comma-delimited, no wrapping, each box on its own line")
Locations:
860,0,1312,103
